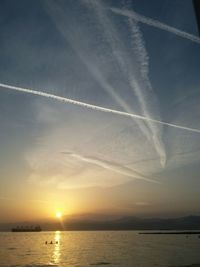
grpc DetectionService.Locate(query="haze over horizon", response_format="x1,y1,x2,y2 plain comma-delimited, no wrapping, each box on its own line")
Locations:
1,0,200,224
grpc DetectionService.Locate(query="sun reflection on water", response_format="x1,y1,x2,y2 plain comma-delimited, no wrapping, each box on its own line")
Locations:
52,231,61,264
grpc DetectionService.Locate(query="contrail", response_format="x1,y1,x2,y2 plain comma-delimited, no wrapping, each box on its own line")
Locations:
62,151,159,183
122,0,166,167
82,0,166,166
110,7,200,44
1,82,200,133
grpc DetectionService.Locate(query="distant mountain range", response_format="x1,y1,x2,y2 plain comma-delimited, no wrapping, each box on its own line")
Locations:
1,215,200,231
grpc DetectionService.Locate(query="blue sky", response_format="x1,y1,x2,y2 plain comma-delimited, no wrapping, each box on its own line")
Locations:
1,0,200,222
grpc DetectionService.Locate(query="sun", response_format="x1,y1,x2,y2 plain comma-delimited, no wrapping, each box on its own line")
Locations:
55,211,62,219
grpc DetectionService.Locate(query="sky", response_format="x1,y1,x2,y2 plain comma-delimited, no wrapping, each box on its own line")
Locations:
0,0,200,223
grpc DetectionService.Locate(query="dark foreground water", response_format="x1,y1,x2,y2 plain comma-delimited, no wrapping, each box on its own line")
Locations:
1,231,200,267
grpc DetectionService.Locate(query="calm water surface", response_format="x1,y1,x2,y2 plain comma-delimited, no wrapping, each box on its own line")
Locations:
0,231,200,267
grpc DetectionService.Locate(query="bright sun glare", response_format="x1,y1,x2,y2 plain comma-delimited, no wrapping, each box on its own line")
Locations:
55,211,62,219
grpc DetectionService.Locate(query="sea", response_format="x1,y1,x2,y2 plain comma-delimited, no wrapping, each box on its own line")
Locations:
0,231,200,267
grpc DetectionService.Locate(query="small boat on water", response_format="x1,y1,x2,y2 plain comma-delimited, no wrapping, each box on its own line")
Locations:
11,225,42,232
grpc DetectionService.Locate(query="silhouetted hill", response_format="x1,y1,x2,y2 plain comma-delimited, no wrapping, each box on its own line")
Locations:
1,215,200,231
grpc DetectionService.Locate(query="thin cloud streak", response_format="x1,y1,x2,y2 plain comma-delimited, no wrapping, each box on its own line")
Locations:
1,82,200,133
62,151,160,183
110,7,200,44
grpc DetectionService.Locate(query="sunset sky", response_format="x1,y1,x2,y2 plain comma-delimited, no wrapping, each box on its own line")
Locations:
1,0,200,223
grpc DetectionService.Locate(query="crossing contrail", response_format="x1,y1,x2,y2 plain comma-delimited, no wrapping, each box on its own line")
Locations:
1,82,200,133
82,0,166,167
110,7,200,44
62,151,160,183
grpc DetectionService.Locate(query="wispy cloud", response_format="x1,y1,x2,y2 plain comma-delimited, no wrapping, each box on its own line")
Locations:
62,151,159,184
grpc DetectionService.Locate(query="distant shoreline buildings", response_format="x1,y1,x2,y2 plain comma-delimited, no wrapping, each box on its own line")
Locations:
11,225,42,232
